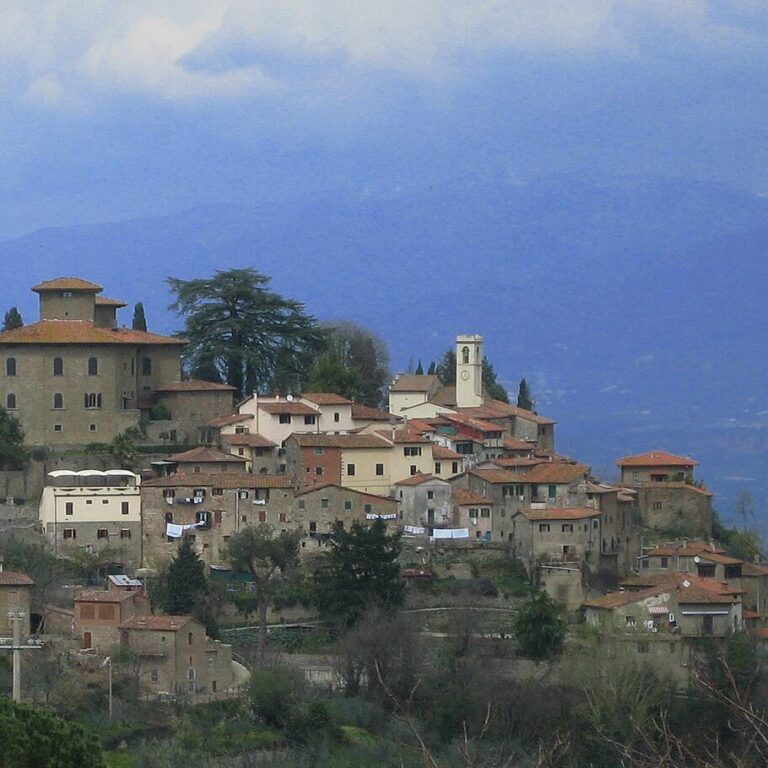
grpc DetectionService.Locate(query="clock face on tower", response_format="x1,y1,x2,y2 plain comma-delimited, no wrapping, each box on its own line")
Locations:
460,370,470,381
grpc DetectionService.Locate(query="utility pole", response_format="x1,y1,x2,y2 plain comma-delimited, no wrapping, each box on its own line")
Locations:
1,609,42,702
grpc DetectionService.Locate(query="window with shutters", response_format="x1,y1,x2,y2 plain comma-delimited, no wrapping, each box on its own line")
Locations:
53,357,63,376
6,358,16,376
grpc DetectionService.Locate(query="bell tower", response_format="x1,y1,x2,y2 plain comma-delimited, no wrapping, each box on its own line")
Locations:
455,334,483,408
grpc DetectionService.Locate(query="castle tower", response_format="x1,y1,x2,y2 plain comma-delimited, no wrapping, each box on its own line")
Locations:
455,334,483,408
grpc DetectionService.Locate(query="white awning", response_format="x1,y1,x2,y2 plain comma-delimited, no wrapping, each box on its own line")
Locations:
104,470,137,478
48,470,78,477
75,470,109,477
648,606,669,615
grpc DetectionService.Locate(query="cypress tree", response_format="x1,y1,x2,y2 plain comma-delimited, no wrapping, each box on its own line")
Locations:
2,307,23,331
163,537,207,615
132,302,147,332
517,377,535,412
415,360,424,375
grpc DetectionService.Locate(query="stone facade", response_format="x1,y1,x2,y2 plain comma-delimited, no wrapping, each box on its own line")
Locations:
118,615,235,699
73,589,151,651
140,473,294,571
0,278,185,446
394,475,452,528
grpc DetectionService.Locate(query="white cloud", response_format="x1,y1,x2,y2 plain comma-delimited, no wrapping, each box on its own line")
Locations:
1,1,768,105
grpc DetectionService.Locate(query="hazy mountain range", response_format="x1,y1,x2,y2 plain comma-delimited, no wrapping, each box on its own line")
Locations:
3,173,767,522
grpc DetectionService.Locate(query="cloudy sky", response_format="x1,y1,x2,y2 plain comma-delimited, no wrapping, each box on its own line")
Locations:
2,1,768,238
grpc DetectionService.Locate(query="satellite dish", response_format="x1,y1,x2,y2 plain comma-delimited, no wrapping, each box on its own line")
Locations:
694,556,701,563
286,394,294,401
682,579,691,588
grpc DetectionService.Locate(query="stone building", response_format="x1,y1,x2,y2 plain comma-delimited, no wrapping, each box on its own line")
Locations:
140,473,295,570
0,277,185,446
394,474,452,528
293,483,397,551
164,446,249,475
118,614,235,699
512,507,602,570
73,588,150,651
39,469,142,566
151,380,236,445
616,451,713,537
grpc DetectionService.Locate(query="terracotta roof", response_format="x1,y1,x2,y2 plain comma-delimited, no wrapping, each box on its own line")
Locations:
429,386,457,407
221,433,277,448
441,412,505,433
697,551,744,566
351,403,394,422
521,506,600,521
492,458,548,469
95,296,128,308
259,401,318,416
617,450,698,467
76,590,136,603
376,429,431,444
742,562,768,577
584,585,670,610
294,483,396,504
32,277,102,292
394,473,442,487
301,393,353,405
743,610,760,620
390,374,439,392
119,615,193,631
432,444,462,459
519,463,590,484
469,468,521,484
156,380,235,393
143,473,293,489
206,413,253,428
503,437,537,452
405,419,438,433
454,490,490,506
645,541,723,558
586,573,740,610
167,446,247,464
0,571,34,586
290,433,389,449
457,402,556,425
658,482,713,497
0,320,186,346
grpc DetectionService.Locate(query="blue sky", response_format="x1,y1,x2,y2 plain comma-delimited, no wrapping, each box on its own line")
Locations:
2,1,768,239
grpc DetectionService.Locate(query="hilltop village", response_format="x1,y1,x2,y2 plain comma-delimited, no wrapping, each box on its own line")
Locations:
0,276,765,765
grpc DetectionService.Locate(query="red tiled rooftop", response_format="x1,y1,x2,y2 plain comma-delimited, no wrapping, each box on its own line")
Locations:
394,473,441,487
143,473,293,489
301,392,353,405
95,296,128,307
76,590,136,603
390,374,440,392
617,450,698,467
0,320,186,346
351,403,394,421
167,446,247,464
156,380,235,393
521,506,600,521
290,433,389,449
432,444,463,459
259,401,318,416
0,571,34,587
377,429,431,444
294,483,396,504
454,490,490,506
220,433,277,448
205,413,253,428
32,277,102,292
119,615,193,631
